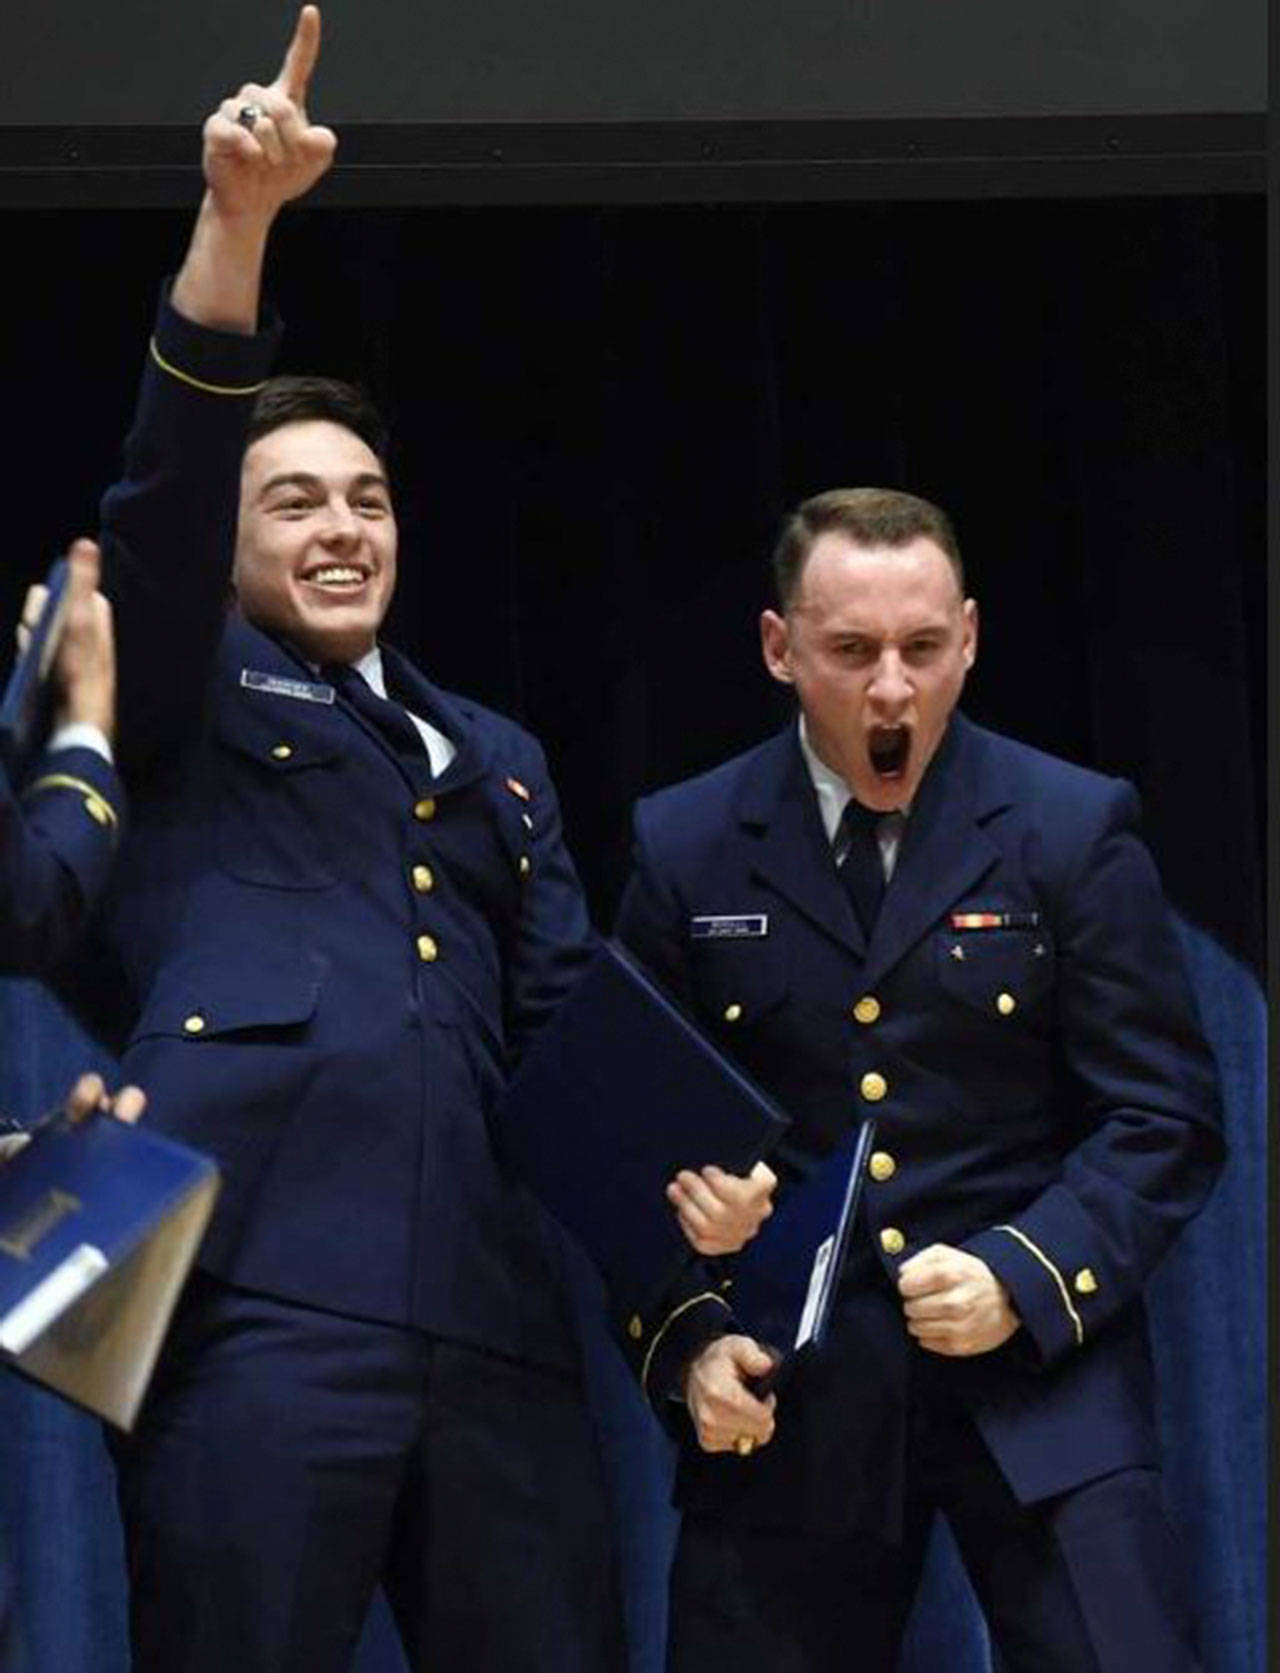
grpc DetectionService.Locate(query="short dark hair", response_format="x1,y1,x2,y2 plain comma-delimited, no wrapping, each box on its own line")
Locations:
246,375,391,467
772,487,964,609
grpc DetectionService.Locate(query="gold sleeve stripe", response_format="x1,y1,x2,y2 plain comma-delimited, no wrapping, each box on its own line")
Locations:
993,1224,1084,1348
640,1290,732,1398
148,337,269,397
23,774,120,832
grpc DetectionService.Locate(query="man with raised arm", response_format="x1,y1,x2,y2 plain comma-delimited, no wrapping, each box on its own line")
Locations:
81,11,621,1670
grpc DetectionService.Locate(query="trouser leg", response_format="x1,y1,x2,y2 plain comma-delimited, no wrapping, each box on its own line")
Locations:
927,1403,1200,1673
111,1276,424,1673
382,1337,626,1673
666,1512,929,1673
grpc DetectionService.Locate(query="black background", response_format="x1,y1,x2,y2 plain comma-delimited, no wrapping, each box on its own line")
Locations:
0,193,1263,968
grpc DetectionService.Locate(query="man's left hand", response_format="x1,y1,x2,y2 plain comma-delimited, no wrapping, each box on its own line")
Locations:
897,1243,1020,1356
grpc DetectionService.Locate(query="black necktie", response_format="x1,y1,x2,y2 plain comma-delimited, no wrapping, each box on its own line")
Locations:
838,799,885,937
326,663,431,776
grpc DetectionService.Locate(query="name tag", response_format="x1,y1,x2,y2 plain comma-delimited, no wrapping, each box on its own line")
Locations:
689,914,768,941
240,670,335,705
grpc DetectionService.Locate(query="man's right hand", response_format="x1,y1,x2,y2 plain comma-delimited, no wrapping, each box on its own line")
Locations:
668,1159,777,1256
682,1335,778,1455
172,5,336,331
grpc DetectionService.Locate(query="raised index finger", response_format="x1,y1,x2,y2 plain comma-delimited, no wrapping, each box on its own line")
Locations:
274,4,321,105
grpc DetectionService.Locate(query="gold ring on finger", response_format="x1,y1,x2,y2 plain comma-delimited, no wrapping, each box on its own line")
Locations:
733,1434,756,1457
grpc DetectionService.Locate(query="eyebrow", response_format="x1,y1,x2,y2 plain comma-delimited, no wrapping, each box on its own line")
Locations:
823,622,950,642
257,470,391,500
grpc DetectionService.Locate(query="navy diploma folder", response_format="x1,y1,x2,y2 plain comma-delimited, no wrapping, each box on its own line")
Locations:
495,939,790,1311
0,556,71,781
0,1110,219,1429
733,1119,877,1392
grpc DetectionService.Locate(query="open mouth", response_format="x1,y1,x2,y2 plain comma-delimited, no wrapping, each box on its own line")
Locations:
302,564,371,593
868,725,910,779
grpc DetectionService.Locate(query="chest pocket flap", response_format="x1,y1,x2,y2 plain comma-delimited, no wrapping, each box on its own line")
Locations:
215,698,343,773
690,939,790,1029
131,951,327,1043
935,927,1055,1017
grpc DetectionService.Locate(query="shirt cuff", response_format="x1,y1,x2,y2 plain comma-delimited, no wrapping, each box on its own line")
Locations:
47,723,113,765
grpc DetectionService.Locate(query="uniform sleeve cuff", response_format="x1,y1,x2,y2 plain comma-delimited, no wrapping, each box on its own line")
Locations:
151,281,282,396
964,1224,1084,1365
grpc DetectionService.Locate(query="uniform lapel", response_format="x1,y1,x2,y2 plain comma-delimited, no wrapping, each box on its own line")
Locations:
740,728,867,957
860,714,1007,992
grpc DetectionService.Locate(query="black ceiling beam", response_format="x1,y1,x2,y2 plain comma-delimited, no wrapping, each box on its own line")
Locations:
0,114,1261,208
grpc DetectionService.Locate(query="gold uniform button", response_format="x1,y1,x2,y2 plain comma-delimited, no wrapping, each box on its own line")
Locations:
416,934,439,963
853,995,881,1025
411,864,435,894
271,743,293,761
182,1014,206,1035
860,1071,888,1103
1073,1268,1098,1296
84,795,111,826
996,991,1017,1016
413,797,437,823
880,1227,906,1256
518,855,532,878
723,1003,743,1023
627,1315,643,1341
868,1151,897,1183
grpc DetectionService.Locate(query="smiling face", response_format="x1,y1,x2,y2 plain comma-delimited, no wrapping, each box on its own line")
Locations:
761,532,977,811
233,419,398,665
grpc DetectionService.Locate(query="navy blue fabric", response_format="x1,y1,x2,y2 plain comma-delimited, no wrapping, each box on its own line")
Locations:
108,1276,621,1673
3,915,1262,1671
613,718,1223,1533
836,799,887,937
0,745,123,977
73,298,597,1361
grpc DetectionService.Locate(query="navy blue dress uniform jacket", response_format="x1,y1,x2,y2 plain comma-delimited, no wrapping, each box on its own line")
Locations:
70,295,594,1369
1,745,123,975
614,714,1223,1537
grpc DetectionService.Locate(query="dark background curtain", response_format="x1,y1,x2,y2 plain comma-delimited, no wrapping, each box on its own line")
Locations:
0,193,1264,1672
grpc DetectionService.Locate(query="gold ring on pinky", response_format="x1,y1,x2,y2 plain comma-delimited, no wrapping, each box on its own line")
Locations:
733,1435,756,1457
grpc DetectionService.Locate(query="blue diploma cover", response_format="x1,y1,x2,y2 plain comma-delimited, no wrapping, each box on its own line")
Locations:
495,939,790,1313
0,1111,219,1429
0,556,71,781
733,1120,877,1392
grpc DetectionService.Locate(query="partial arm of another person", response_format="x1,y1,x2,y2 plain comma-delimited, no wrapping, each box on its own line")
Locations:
0,1072,145,1162
1,541,127,973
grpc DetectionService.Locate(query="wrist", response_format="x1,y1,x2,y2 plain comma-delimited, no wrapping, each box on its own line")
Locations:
171,194,271,332
57,696,114,742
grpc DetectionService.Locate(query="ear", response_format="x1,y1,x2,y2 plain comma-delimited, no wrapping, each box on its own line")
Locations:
960,598,979,670
760,610,794,684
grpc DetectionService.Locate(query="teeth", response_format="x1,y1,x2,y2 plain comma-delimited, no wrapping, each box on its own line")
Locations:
309,567,365,586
